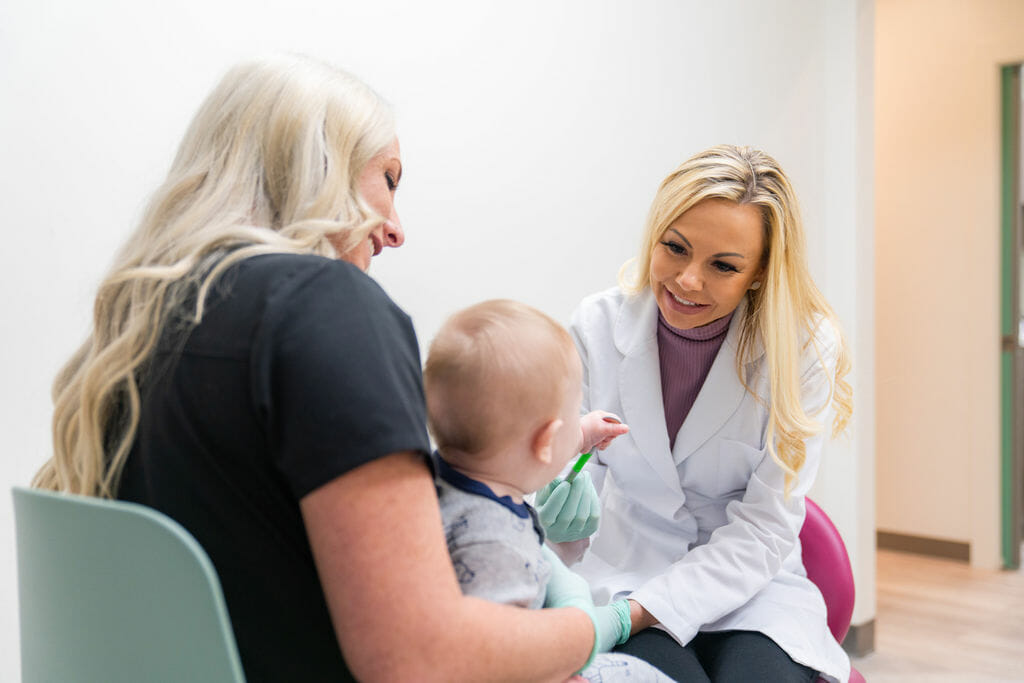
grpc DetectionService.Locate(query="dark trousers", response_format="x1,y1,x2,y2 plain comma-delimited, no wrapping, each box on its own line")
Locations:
614,628,819,683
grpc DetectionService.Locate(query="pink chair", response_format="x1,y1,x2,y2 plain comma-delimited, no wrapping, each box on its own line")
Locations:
800,498,866,683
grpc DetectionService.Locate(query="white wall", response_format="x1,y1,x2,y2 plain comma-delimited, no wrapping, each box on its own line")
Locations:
875,0,1024,569
0,0,875,675
808,0,877,629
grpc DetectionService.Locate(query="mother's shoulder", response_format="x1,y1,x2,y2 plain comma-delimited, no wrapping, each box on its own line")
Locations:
239,252,385,294
227,253,406,327
240,251,360,279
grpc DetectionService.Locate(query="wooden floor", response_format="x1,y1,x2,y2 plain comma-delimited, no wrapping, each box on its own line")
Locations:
851,549,1024,682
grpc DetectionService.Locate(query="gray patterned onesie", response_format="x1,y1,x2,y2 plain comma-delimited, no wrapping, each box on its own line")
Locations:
435,455,674,683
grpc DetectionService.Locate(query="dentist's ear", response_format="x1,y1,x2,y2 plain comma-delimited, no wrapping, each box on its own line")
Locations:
531,418,564,465
749,266,766,291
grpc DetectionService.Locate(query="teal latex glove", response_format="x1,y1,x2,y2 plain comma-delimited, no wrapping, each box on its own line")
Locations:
540,545,600,671
540,545,595,612
536,471,600,542
591,600,631,652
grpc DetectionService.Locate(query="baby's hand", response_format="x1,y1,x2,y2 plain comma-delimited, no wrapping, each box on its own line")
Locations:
578,412,629,455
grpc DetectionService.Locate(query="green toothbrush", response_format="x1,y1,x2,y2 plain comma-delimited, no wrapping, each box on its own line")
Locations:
565,452,592,483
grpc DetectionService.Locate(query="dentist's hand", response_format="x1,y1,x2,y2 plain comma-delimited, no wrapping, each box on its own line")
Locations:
537,471,600,542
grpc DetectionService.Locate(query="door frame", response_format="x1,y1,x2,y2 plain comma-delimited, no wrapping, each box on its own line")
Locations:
1000,63,1022,570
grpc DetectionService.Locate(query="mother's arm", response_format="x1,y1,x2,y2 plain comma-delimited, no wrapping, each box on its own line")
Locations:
302,450,593,683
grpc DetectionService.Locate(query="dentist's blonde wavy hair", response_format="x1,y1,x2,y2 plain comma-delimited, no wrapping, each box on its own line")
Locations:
620,145,852,495
34,54,396,497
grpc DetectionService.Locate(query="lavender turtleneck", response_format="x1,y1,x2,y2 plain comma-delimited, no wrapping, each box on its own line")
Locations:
657,311,734,450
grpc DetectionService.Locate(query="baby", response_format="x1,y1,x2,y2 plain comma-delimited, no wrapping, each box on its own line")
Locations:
424,299,672,682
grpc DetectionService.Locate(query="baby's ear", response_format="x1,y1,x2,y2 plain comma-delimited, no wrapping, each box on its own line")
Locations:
531,418,563,465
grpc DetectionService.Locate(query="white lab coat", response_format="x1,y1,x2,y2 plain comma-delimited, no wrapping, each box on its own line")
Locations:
569,287,850,683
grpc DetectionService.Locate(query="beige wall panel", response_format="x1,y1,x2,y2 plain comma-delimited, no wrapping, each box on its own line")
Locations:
875,0,1024,567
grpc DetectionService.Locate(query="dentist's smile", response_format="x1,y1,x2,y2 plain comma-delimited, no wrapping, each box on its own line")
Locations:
671,292,705,307
664,289,710,315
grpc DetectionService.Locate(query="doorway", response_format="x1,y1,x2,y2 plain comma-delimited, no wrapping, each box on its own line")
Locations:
1000,63,1023,570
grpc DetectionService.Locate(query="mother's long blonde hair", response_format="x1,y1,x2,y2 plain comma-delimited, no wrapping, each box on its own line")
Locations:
34,55,396,497
621,145,853,494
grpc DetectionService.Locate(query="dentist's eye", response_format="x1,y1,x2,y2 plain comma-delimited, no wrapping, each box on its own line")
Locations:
661,240,686,256
712,260,740,273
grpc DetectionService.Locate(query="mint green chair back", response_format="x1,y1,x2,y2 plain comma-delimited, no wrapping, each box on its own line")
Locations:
12,487,245,683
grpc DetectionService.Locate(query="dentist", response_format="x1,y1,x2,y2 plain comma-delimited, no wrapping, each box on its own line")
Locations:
545,145,854,683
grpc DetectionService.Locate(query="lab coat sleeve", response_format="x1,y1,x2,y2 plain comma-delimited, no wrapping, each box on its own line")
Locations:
630,323,841,645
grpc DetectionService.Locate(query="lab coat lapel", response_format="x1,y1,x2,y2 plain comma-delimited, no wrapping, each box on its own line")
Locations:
614,292,684,496
671,304,751,464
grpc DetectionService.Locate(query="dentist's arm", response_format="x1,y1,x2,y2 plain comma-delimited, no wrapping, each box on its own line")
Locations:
627,600,658,635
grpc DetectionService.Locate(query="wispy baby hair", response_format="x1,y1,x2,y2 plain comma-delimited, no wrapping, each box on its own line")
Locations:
424,299,577,457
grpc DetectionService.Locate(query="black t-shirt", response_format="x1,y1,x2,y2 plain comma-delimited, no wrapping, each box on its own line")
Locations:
118,253,431,682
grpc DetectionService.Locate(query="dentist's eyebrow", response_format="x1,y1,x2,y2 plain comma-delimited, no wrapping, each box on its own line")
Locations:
667,228,692,248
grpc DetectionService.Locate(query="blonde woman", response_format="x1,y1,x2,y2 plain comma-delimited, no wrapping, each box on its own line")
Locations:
542,145,854,682
34,55,606,682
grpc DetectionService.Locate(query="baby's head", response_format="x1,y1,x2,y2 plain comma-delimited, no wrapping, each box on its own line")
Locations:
424,299,582,492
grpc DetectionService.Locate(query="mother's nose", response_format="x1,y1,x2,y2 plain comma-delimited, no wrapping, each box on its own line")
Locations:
383,218,404,248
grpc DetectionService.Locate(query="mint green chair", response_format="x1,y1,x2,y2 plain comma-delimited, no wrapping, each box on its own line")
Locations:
12,487,246,683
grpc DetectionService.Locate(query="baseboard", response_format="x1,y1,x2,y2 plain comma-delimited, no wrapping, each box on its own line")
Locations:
876,530,970,562
842,619,874,657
